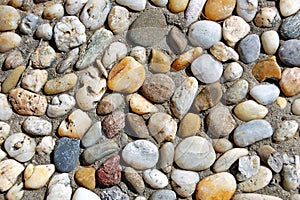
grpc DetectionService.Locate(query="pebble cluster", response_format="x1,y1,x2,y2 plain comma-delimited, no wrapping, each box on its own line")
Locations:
0,0,299,199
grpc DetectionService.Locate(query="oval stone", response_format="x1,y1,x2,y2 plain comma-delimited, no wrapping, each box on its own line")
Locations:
171,169,199,198
234,100,268,121
261,30,280,55
0,32,22,53
279,12,300,39
44,73,78,95
0,5,20,31
278,39,300,67
279,67,300,96
238,34,261,63
250,84,280,105
205,0,236,21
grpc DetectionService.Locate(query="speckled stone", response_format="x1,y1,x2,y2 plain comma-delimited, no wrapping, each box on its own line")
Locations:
97,93,124,115
65,0,88,15
278,39,300,67
21,69,48,93
273,120,299,142
280,12,300,39
36,136,56,155
184,0,207,27
0,5,20,31
0,93,13,121
223,62,243,82
44,73,78,95
30,42,56,69
124,167,145,194
143,169,168,189
102,111,125,138
234,100,268,121
178,113,201,138
22,116,52,136
0,159,24,192
252,56,282,82
205,0,236,21
75,167,96,190
19,14,39,35
99,186,129,200
224,79,249,105
233,194,283,200
4,50,25,70
254,7,281,27
292,98,300,116
279,67,300,96
0,32,22,53
96,155,121,187
238,34,261,63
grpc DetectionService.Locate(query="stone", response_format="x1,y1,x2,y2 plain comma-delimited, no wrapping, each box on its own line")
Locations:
4,50,25,70
141,74,175,103
148,113,176,143
99,186,129,200
151,0,168,6
43,3,64,20
22,116,52,136
0,5,20,31
233,119,273,147
150,49,171,73
238,166,272,192
53,137,80,172
65,0,88,15
96,155,121,187
237,155,260,181
233,194,282,200
44,73,77,95
0,122,10,145
171,169,199,198
280,0,300,17
75,167,96,190
0,159,24,192
30,42,56,69
116,0,146,11
250,84,280,105
276,97,287,109
125,113,149,139
184,0,207,27
47,94,76,118
54,16,86,52
223,62,243,82
212,138,233,153
261,31,280,55
1,66,25,94
178,113,201,138
108,56,145,93
280,13,300,39
205,0,236,21
167,27,188,54
171,77,198,118
0,32,22,53
0,93,13,121
274,120,298,142
46,173,72,200
172,47,203,71
291,194,300,200
238,34,260,63
282,164,300,191
224,79,248,105
4,133,36,162
174,136,216,171
124,167,145,194
159,142,174,173
81,122,103,148
130,46,147,64
5,183,24,200
210,42,239,62
108,6,130,34
196,172,236,200
188,20,222,49
21,69,48,93
36,136,56,155
213,148,249,172
97,93,124,115
102,111,125,138
127,9,167,47
128,93,159,115
149,190,176,200
72,187,100,200
252,56,282,82
35,23,53,40
193,82,223,111
57,48,79,74
143,169,168,189
234,100,268,121
122,140,159,170
258,145,283,173
278,39,300,67
102,42,127,68
168,0,189,13
24,164,55,189
292,98,300,115
236,0,258,22
254,7,281,27
279,68,300,96
19,14,39,35
80,0,111,30
223,16,250,47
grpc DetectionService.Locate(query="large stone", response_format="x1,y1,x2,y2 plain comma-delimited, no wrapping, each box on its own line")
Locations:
96,155,121,187
205,0,236,21
280,12,300,39
0,159,24,192
252,56,282,82
278,39,300,67
238,34,261,63
0,5,20,31
24,164,55,189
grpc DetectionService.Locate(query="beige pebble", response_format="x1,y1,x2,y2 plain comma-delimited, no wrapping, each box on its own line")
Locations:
212,138,234,153
0,32,22,53
127,93,159,115
36,136,56,155
292,98,300,116
130,46,147,64
24,164,55,189
254,7,281,28
276,97,287,109
75,167,96,190
4,50,25,70
178,113,201,138
234,100,268,122
0,5,20,31
30,42,56,69
168,0,189,13
261,31,280,55
150,49,171,73
21,69,48,93
0,122,10,145
279,0,300,17
43,3,64,20
5,183,24,200
44,73,78,95
210,41,239,62
205,0,236,21
1,66,26,94
0,159,24,192
233,193,283,200
108,6,130,34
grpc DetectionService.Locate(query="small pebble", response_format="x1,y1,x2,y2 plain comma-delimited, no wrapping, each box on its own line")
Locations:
43,3,64,20
72,187,100,200
237,155,260,181
184,0,207,27
150,49,171,73
46,173,72,200
47,94,76,118
116,0,146,11
102,111,125,138
30,42,56,69
210,41,239,62
279,0,300,17
168,0,189,13
238,34,261,63
0,159,24,192
96,155,121,187
99,186,129,200
261,31,280,55
124,167,145,194
108,6,130,34
1,66,25,94
171,169,199,198
258,145,283,173
250,84,280,105
254,7,281,27
4,50,25,70
224,79,249,105
22,116,52,136
19,14,39,35
233,194,282,200
223,62,243,82
149,190,176,200
36,136,56,155
81,122,103,148
97,93,124,115
143,169,168,189
65,0,88,15
151,0,168,7
279,67,300,96
278,39,300,67
172,47,203,71
24,164,55,189
282,164,300,191
0,121,10,145
252,56,282,82
205,0,236,21
44,73,77,95
21,69,48,93
128,93,159,115
35,23,53,40
5,182,24,200
130,46,147,64
159,142,174,173
167,27,187,54
236,0,258,22
0,5,20,31
102,42,127,68
212,138,234,153
276,97,287,109
280,12,300,39
0,93,13,121
178,113,201,138
292,98,300,116
0,32,22,53
75,167,96,190
234,100,268,121
125,113,149,139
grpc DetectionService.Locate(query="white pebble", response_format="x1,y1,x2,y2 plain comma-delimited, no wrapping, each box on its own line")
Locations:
35,24,53,40
171,169,199,197
5,183,24,200
130,46,147,64
36,136,56,155
236,0,258,22
116,0,146,11
237,155,260,181
72,187,100,200
150,0,168,7
223,62,243,82
46,173,72,200
43,4,64,20
47,94,76,118
108,6,130,34
250,84,280,105
0,149,6,161
143,169,168,189
261,31,280,55
102,42,128,68
292,98,300,116
22,116,52,136
65,0,88,15
0,159,24,192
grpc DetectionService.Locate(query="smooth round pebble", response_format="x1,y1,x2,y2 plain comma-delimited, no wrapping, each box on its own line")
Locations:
128,93,159,115
224,79,249,105
159,142,175,173
151,0,168,7
168,0,189,13
102,42,127,68
236,0,258,22
234,100,268,121
65,0,88,15
205,0,236,21
238,34,261,63
250,84,280,105
35,23,53,40
167,26,188,54
97,93,124,115
124,167,145,194
223,62,243,81
178,113,201,138
279,0,300,17
171,169,199,198
0,5,20,31
102,111,125,138
143,169,168,189
292,98,300,116
212,138,234,153
43,3,64,20
22,116,52,136
130,46,147,64
278,39,300,67
149,49,171,73
261,30,280,55
279,67,300,96
125,113,149,139
0,32,22,53
81,122,103,148
108,6,130,34
72,187,100,200
1,66,25,94
149,190,176,200
44,73,77,95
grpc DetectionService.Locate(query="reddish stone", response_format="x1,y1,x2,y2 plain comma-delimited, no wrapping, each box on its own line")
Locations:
102,111,125,139
96,155,121,187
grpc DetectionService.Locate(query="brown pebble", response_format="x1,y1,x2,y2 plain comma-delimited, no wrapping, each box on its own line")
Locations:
75,167,96,190
150,49,171,73
1,66,26,94
252,56,282,82
178,113,201,138
172,47,203,71
102,111,125,139
279,67,300,97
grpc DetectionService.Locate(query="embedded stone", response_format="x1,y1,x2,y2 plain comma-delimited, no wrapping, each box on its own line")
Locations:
234,100,268,121
279,67,300,96
252,56,282,82
44,73,78,95
205,0,236,21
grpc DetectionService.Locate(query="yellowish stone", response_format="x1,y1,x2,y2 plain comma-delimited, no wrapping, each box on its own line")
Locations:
0,5,20,31
24,164,55,189
276,97,287,109
172,47,203,71
205,0,236,21
168,0,189,13
150,49,171,73
75,167,96,190
178,113,201,138
1,66,26,94
44,73,78,95
0,32,22,53
127,93,159,115
252,56,282,82
234,100,268,122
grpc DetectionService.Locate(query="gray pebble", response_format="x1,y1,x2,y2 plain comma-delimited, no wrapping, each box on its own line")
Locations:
167,27,187,54
81,122,103,148
238,34,261,63
280,12,300,39
278,39,300,67
100,186,129,200
250,84,280,105
125,113,149,139
236,0,258,22
158,142,174,173
224,79,249,105
35,23,53,40
124,167,145,194
149,190,176,200
97,93,124,115
22,116,52,136
56,48,79,73
19,14,40,35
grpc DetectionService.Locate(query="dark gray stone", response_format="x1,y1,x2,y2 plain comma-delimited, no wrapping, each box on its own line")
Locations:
278,39,300,67
167,27,187,54
149,190,176,200
238,34,261,63
99,186,129,200
19,14,40,35
280,12,300,39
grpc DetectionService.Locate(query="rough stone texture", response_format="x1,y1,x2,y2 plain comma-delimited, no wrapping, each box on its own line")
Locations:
252,56,282,82
96,155,121,187
236,0,258,22
97,93,124,115
280,12,300,39
254,7,281,27
224,79,249,105
0,159,24,192
46,173,72,200
21,69,48,93
24,164,55,189
279,67,300,96
22,116,52,136
102,111,125,139
149,190,176,200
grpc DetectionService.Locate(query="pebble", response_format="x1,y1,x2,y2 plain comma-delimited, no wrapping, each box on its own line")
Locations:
24,164,55,189
58,109,92,138
81,140,119,165
4,133,36,162
4,50,25,70
19,14,39,35
282,164,300,191
279,67,300,96
167,27,187,54
116,0,146,11
213,148,249,172
128,93,159,115
172,47,203,71
184,0,207,27
149,190,176,200
65,0,88,15
171,77,198,118
280,12,300,39
238,34,261,63
76,28,113,70
237,155,260,181
150,49,171,73
234,100,268,121
151,0,168,7
159,142,174,173
75,167,96,190
21,69,48,93
97,93,124,115
35,23,53,40
96,155,121,187
238,166,272,192
143,169,168,189
127,9,167,47
80,0,110,30
44,73,77,95
207,104,237,138
102,42,127,68
291,194,300,200
171,169,199,197
36,136,56,155
168,0,188,13
223,16,250,47
278,39,300,67
1,66,25,94
276,97,287,109
72,187,100,200
122,140,159,170
188,20,222,49
108,6,130,34
125,113,149,139
233,119,273,147
212,138,234,153
250,84,280,105
279,0,300,17
224,79,249,105
236,0,258,22
254,7,281,27
54,16,86,52
193,82,223,111
0,159,24,192
47,94,76,118
205,0,236,21
108,56,145,93
0,149,6,161
43,3,64,20
0,93,13,121
53,137,80,172
210,42,239,62
0,5,20,31
196,172,236,200
174,136,216,171
0,122,10,145
191,54,223,84
0,32,22,53
223,62,243,82
124,167,145,194
22,116,52,136
292,98,300,115
99,186,129,200
252,56,282,82
178,113,201,138
261,31,280,55
102,111,125,138
81,122,103,148
5,182,24,200
46,173,72,200
233,194,283,200
30,42,56,69
258,145,283,173
130,46,147,64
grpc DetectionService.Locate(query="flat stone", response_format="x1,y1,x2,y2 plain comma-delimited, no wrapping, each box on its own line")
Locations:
47,94,76,118
30,42,56,69
210,42,239,62
44,73,77,95
238,34,260,63
46,173,72,200
0,93,13,121
205,0,236,21
75,167,96,190
171,169,199,198
124,167,145,194
127,9,167,47
125,113,149,139
143,169,168,189
116,0,146,11
65,0,88,15
21,69,48,93
150,49,171,73
0,159,24,192
96,155,121,187
102,111,125,138
0,122,10,145
1,66,25,94
252,56,282,82
97,93,124,115
224,79,249,105
108,6,130,34
36,136,56,155
184,0,207,27
178,113,201,138
22,116,52,136
159,142,174,173
72,187,100,200
174,136,216,171
99,186,129,200
24,164,55,189
261,30,280,55
43,3,64,20
0,5,20,31
102,42,127,68
292,98,300,115
236,0,258,22
223,62,243,82
149,190,176,200
234,100,268,121
280,13,300,39
237,155,260,181
250,84,280,105
0,32,22,53
128,93,159,115
168,0,189,13
167,27,187,54
233,194,282,200
233,119,273,147
35,23,53,40
254,7,281,27
280,0,300,17
212,138,234,153
279,67,300,96
172,47,203,71
81,122,103,148
278,39,300,67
